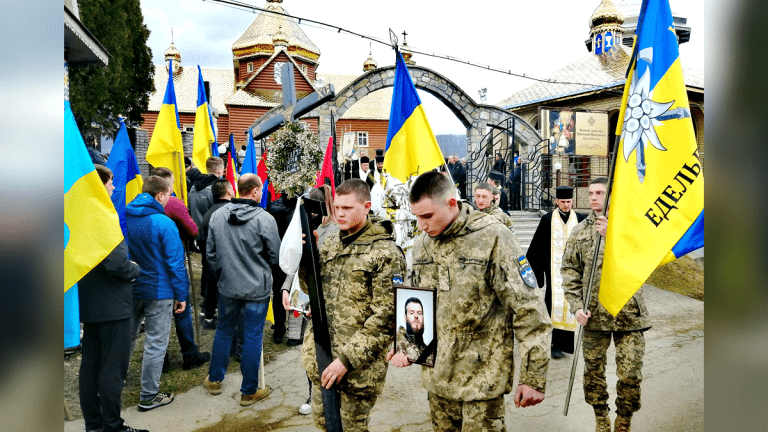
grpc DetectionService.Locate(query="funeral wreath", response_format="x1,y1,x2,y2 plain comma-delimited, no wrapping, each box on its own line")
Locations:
266,122,323,198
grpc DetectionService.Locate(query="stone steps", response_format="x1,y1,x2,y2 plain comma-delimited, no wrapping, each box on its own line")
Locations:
507,210,543,252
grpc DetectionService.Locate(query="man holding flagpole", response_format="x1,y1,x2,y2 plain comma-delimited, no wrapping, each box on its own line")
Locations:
562,0,704,429
561,178,650,432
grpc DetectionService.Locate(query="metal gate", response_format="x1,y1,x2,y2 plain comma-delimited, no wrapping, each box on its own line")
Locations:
465,118,609,211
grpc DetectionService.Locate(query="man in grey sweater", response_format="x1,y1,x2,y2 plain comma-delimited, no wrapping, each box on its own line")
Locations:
203,173,281,406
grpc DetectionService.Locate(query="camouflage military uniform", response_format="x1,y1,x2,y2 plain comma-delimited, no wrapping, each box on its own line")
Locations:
396,325,434,365
410,203,551,431
481,206,515,230
300,217,406,432
561,211,651,417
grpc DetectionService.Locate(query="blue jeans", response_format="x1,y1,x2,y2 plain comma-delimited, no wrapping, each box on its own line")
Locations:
173,294,200,363
130,298,173,400
208,295,268,395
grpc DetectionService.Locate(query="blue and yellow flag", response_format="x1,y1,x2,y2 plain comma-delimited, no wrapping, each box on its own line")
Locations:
383,50,445,182
193,66,217,173
601,0,704,316
64,100,124,347
146,59,188,204
106,118,144,236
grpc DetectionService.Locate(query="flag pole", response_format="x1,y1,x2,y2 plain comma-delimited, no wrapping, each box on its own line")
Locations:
177,150,201,345
563,136,621,415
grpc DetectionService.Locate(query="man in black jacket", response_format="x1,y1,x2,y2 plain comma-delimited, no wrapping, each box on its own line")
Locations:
79,165,147,432
199,179,235,328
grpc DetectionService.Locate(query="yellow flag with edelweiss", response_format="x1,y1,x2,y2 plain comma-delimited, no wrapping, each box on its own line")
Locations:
601,0,704,316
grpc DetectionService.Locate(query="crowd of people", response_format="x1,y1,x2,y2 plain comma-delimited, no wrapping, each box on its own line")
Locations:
78,148,648,432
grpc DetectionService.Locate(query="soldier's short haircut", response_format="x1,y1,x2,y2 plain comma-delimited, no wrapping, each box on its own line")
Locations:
475,181,494,193
404,297,423,315
142,175,171,198
336,179,371,203
238,174,262,196
211,178,233,200
150,166,173,180
94,164,112,184
206,156,225,172
590,177,608,186
409,171,454,204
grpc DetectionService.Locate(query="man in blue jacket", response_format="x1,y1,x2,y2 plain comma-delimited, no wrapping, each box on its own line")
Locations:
126,176,188,412
203,173,281,407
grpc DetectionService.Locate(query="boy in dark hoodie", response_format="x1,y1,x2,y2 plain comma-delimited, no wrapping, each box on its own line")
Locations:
188,156,224,227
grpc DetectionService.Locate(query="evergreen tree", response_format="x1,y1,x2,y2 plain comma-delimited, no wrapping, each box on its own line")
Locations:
69,0,154,137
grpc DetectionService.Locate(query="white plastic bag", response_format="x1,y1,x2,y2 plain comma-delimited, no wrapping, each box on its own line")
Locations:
279,197,303,275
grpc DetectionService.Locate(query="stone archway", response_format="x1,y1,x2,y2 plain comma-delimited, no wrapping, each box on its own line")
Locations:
306,65,542,159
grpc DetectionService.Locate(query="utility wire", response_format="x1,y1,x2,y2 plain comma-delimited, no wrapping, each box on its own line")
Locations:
205,0,623,90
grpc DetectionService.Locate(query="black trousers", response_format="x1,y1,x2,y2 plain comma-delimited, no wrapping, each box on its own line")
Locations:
79,318,132,432
202,251,219,320
271,266,287,339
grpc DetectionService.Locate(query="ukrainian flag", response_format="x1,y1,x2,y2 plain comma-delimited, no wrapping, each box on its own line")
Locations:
64,100,124,347
193,66,217,173
383,50,445,182
106,118,143,236
146,59,188,204
601,0,704,316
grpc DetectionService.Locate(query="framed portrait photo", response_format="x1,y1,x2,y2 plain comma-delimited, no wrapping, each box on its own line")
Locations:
394,286,437,367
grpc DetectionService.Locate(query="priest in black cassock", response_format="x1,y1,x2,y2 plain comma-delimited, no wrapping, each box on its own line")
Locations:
525,186,587,358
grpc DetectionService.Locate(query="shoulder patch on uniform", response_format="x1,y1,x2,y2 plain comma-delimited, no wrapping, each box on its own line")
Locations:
518,256,538,288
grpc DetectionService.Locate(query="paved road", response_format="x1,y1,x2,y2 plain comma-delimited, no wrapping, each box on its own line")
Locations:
65,284,703,431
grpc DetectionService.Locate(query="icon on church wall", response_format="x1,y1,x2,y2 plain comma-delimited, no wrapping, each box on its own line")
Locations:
595,34,603,55
604,31,614,52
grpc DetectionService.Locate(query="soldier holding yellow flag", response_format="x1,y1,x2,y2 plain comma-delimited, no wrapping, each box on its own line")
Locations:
561,177,650,432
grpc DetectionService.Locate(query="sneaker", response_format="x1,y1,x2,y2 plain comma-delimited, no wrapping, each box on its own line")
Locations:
182,352,211,370
204,376,222,395
286,338,303,347
114,426,149,432
138,392,174,411
299,396,312,415
202,318,217,330
240,386,271,406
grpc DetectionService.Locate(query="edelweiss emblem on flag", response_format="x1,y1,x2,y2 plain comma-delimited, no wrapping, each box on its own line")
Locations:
621,48,693,183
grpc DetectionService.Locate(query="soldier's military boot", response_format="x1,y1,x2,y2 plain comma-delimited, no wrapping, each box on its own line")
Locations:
595,415,611,432
614,415,631,432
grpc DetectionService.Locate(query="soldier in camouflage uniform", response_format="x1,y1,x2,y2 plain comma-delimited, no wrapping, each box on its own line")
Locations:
300,179,406,432
395,297,434,365
389,172,551,431
474,181,515,230
561,177,651,432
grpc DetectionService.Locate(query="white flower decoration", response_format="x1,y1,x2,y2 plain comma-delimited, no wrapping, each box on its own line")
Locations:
621,64,675,182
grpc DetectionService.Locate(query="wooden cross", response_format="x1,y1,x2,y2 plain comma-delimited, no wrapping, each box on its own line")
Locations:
248,62,335,140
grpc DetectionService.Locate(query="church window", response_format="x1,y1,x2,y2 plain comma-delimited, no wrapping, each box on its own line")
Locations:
299,64,307,74
357,132,369,147
247,62,254,73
